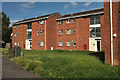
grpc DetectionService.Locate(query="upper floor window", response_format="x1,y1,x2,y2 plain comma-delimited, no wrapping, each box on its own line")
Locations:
17,25,19,28
17,32,19,36
73,28,76,35
90,27,101,37
40,20,44,24
66,19,71,24
59,30,63,35
37,41,39,47
27,32,31,39
58,21,63,25
27,23,32,29
90,15,100,25
14,42,17,46
37,21,39,25
18,42,19,46
73,41,76,46
73,19,76,23
67,41,71,46
59,41,63,46
37,30,39,35
15,25,16,29
14,33,16,37
40,30,44,35
40,41,44,46
66,29,71,35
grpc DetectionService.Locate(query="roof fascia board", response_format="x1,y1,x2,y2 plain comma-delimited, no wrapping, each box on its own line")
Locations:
56,11,104,21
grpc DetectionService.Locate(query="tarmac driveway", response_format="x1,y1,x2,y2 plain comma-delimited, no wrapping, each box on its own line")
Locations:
2,56,38,78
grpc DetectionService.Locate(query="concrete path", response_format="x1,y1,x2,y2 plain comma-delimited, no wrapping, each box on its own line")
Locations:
2,56,39,78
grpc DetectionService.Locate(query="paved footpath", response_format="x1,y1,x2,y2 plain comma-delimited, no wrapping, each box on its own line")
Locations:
2,56,38,78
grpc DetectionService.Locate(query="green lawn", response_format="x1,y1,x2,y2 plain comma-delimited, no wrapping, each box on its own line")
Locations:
2,48,119,78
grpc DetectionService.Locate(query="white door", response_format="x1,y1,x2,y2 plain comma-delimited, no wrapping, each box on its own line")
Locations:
25,40,32,50
95,40,101,51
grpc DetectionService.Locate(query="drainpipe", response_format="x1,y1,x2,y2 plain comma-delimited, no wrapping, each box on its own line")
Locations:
45,20,46,50
110,0,113,66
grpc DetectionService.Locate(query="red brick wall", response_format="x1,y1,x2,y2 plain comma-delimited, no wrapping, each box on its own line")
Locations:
101,15,105,51
12,24,27,49
104,2,120,65
46,14,61,50
77,17,89,51
56,19,78,50
32,21,45,50
118,1,120,65
56,17,91,51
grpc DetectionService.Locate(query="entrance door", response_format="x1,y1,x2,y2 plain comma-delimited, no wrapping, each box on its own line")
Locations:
30,41,32,49
25,40,32,50
95,40,101,51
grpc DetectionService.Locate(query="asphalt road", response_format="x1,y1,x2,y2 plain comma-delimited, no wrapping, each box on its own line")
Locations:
2,56,38,78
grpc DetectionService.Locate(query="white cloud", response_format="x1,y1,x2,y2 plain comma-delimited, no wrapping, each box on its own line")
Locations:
20,2,35,8
64,2,79,9
64,4,69,9
84,2,92,7
9,19,19,27
70,2,78,6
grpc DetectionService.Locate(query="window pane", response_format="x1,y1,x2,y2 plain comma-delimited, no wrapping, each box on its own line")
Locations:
59,30,63,35
67,41,71,46
59,41,63,46
67,29,71,34
40,41,44,46
90,28,95,37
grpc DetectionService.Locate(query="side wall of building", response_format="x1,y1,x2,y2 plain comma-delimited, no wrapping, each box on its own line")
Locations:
46,14,61,50
104,2,120,65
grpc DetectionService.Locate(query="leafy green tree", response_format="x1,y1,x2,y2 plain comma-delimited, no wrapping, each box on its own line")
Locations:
2,12,11,43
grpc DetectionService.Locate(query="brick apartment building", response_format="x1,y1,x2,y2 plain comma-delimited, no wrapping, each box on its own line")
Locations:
12,13,61,50
56,8,104,51
12,2,120,65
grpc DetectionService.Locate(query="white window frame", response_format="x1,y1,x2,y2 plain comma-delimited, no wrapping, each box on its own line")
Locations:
37,41,39,47
40,41,44,46
14,33,16,37
15,25,16,29
37,21,39,25
14,42,17,46
66,41,71,46
58,21,63,25
66,19,71,24
37,30,39,36
40,30,44,35
59,41,63,46
73,41,76,46
40,20,44,24
18,42,19,46
66,29,71,35
17,32,19,36
73,19,76,23
73,28,76,35
59,30,63,35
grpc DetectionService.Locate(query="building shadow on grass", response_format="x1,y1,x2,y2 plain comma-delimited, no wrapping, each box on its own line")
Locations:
89,52,105,64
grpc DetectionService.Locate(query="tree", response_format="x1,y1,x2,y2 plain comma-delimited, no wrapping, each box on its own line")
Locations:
2,12,11,43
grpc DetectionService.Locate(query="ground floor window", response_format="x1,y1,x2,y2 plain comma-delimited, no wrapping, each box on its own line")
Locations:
73,41,76,46
59,41,63,46
67,41,71,46
37,41,39,47
14,42,16,46
40,41,44,46
18,42,19,46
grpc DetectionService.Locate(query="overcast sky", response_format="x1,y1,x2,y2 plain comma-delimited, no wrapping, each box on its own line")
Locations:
2,2,103,26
